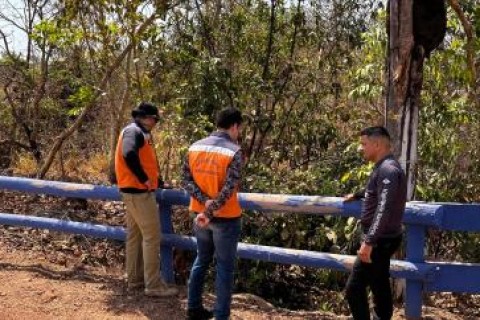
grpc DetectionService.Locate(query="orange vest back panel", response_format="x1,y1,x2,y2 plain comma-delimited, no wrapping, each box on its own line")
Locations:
188,134,241,218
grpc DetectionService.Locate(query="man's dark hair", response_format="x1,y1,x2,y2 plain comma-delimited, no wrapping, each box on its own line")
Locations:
216,107,243,129
360,126,391,140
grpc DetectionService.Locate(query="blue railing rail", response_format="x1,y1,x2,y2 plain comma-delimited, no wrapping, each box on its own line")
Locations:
0,176,479,319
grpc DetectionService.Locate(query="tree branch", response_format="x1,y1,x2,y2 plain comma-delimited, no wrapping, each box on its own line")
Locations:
0,139,31,151
37,12,160,178
0,29,14,58
0,11,28,33
448,0,477,98
262,0,276,80
194,0,216,56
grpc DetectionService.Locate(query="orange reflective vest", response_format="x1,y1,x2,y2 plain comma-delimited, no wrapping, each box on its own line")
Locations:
188,133,241,218
115,123,159,190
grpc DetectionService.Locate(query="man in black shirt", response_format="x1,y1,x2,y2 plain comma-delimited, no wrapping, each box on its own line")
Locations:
345,126,407,320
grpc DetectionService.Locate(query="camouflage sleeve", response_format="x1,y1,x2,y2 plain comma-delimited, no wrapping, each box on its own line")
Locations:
181,153,210,204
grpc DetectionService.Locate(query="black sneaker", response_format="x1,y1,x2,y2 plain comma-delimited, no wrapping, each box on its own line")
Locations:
187,307,214,320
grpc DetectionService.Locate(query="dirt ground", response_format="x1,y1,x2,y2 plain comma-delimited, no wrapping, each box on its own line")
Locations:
0,240,345,320
0,242,475,320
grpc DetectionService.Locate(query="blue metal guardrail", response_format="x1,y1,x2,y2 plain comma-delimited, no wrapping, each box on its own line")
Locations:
0,176,479,319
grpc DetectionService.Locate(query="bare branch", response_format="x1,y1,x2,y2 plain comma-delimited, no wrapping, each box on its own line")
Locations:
0,15,28,34
0,139,31,151
448,0,477,96
262,0,276,80
0,29,13,57
37,12,160,178
194,0,217,56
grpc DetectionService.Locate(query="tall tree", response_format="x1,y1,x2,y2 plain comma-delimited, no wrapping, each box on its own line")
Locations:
37,9,160,178
0,0,54,165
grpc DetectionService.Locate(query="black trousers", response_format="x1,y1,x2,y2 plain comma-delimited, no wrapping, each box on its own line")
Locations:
345,235,402,320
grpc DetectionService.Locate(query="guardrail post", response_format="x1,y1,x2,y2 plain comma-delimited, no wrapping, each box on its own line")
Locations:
405,225,425,319
159,202,175,283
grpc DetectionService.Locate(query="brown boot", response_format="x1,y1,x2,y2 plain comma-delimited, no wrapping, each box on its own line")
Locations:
144,285,179,297
127,282,144,293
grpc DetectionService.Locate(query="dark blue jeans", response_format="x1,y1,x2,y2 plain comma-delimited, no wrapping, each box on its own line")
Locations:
188,218,241,320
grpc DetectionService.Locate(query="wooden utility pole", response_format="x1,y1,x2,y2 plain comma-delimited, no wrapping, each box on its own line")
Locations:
385,1,446,319
385,0,446,199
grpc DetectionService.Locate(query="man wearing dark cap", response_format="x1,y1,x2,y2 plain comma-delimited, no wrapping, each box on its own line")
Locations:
115,102,178,297
344,126,407,320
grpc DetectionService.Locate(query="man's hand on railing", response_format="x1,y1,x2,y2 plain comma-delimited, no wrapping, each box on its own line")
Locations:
343,189,365,202
161,182,173,189
158,178,174,189
343,193,356,202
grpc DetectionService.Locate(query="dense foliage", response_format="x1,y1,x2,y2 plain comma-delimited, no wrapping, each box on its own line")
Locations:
1,0,478,310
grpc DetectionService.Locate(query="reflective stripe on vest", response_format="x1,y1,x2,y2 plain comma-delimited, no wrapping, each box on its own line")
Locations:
115,124,159,190
188,134,241,218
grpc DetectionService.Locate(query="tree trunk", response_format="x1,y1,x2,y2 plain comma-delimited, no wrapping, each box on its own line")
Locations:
385,0,446,307
386,0,417,199
386,0,447,198
385,0,419,306
108,51,132,184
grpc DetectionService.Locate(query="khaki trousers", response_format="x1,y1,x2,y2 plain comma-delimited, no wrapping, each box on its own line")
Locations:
121,192,162,290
